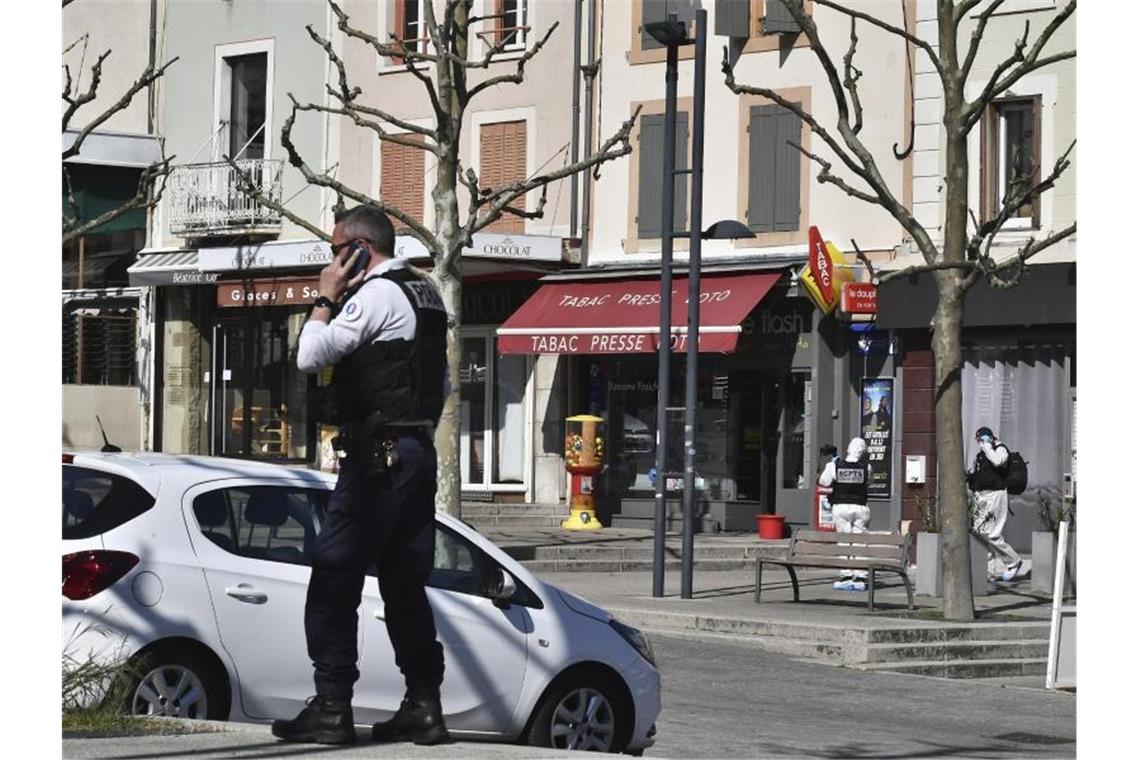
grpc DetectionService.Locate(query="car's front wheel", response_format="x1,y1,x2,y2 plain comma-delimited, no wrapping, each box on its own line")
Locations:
123,647,230,721
527,671,631,753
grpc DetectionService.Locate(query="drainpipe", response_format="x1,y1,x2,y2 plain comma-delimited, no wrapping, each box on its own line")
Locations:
570,0,582,237
579,0,597,268
148,0,157,134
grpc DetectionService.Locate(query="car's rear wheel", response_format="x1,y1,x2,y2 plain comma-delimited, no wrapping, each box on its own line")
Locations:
124,648,230,721
527,672,630,753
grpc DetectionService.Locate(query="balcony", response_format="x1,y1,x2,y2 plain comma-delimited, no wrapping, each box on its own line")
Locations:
167,159,283,239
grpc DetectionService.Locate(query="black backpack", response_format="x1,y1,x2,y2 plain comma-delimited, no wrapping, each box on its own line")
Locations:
1003,451,1029,495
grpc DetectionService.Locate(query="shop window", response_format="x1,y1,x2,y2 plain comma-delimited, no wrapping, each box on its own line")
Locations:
746,103,803,233
636,111,689,239
225,53,267,160
62,301,137,386
460,331,529,490
479,120,528,233
980,97,1041,228
380,136,426,229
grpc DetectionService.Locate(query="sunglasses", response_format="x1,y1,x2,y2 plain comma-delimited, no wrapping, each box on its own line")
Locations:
330,239,371,255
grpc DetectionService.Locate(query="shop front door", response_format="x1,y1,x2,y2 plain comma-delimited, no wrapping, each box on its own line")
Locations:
209,309,312,461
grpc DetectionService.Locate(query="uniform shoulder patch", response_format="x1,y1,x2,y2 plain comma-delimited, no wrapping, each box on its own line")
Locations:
340,298,363,322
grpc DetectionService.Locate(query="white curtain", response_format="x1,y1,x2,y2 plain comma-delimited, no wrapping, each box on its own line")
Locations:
960,345,1069,547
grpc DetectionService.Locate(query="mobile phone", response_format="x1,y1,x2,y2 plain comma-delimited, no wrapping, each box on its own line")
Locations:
346,241,369,280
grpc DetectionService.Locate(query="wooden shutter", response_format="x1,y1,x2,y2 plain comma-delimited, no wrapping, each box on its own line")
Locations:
763,0,801,34
481,120,527,234
715,0,752,39
380,137,425,230
748,104,801,233
637,112,689,239
979,104,997,222
391,1,407,64
642,0,669,50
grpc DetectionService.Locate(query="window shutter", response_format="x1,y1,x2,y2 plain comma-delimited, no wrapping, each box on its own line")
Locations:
772,109,801,231
637,114,665,238
642,0,669,50
763,0,801,34
748,104,801,233
381,137,425,230
481,121,527,234
494,0,504,46
392,1,407,64
715,0,752,39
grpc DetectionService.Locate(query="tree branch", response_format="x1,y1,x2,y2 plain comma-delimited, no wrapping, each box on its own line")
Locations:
964,222,1076,291
842,17,864,135
466,22,559,102
809,0,946,83
64,56,177,160
62,158,172,244
794,144,879,204
960,0,1006,82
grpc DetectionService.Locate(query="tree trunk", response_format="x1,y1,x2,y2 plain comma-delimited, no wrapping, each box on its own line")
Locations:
429,1,468,517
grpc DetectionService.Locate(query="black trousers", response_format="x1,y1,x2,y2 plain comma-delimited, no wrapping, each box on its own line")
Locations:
304,431,445,700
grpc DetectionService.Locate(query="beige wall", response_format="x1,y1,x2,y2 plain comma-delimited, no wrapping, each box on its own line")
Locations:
63,0,154,136
63,386,143,451
590,0,912,265
335,0,583,238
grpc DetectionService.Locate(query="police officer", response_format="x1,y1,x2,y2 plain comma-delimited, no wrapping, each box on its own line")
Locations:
818,437,871,591
968,426,1022,582
272,206,450,746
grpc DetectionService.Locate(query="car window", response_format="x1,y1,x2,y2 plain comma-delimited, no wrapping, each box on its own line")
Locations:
192,486,327,566
63,465,156,540
429,527,485,595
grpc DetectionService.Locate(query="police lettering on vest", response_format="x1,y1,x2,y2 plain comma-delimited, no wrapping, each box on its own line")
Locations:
830,459,869,506
328,269,448,428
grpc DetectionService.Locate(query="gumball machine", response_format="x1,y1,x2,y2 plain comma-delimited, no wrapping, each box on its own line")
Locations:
562,414,605,531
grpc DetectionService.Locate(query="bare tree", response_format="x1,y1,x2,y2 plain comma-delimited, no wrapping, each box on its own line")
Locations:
228,0,638,516
723,0,1075,620
62,34,176,243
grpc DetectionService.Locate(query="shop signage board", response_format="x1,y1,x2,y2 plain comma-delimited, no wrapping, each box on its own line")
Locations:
465,232,562,262
799,226,854,313
860,377,894,499
841,282,878,314
216,277,320,308
496,272,781,354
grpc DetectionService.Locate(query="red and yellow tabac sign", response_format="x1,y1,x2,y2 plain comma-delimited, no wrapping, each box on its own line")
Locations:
799,226,854,313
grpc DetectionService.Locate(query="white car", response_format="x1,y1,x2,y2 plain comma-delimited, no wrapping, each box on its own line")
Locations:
62,451,660,754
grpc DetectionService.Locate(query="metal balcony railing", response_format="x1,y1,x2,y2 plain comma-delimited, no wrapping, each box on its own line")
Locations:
167,159,284,238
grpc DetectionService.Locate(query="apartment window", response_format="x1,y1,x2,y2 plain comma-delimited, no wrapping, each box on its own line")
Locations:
62,301,138,386
380,137,426,229
496,0,528,48
636,112,689,239
226,53,267,159
479,120,528,234
981,97,1041,227
713,1,811,53
762,0,802,34
746,104,802,233
394,0,429,57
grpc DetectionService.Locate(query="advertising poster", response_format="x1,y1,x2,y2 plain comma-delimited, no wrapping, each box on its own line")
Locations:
860,378,894,498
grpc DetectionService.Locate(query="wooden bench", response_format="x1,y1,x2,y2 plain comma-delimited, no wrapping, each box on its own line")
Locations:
755,528,914,611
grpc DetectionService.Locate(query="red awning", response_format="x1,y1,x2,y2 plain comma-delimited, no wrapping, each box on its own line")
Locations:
496,272,782,354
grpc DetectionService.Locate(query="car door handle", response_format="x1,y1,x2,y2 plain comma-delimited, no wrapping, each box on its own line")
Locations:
225,585,268,604
373,608,386,621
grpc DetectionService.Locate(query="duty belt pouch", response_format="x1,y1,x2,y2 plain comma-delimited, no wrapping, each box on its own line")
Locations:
353,412,394,478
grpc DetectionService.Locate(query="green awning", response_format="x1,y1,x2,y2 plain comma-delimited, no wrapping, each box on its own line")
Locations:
62,164,147,235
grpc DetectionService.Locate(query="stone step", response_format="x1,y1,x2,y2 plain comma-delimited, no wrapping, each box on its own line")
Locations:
521,544,766,561
864,622,1051,645
854,657,1049,679
610,515,723,533
604,607,868,647
858,639,1051,664
462,515,566,529
521,557,757,573
461,503,564,518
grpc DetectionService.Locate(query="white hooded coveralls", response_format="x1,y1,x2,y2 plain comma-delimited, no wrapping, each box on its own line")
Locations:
818,438,872,581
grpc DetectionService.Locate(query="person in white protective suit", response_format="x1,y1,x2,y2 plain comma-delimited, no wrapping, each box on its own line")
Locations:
967,426,1023,582
818,437,872,592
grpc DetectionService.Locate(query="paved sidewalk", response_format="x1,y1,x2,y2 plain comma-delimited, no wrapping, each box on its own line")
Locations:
63,719,600,759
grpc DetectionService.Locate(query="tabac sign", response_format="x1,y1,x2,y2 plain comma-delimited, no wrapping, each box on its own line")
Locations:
799,226,854,313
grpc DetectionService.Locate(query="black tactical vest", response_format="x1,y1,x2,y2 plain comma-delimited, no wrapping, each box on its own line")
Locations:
969,445,1008,492
328,268,448,427
830,459,868,505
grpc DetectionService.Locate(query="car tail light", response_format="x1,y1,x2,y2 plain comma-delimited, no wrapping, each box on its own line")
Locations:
62,453,74,464
62,551,139,600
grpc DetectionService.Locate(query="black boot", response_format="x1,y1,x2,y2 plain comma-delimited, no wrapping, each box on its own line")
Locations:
272,695,356,744
372,692,450,745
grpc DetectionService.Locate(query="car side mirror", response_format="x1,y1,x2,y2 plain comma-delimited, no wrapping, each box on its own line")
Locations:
488,568,517,607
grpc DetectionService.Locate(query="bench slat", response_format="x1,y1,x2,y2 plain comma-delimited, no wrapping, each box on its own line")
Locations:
790,543,904,560
793,529,906,546
766,557,907,571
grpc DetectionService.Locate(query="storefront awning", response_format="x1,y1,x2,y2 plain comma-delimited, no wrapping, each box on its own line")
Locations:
496,272,782,354
127,249,219,286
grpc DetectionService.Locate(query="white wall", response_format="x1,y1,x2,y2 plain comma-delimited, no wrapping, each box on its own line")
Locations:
63,386,143,451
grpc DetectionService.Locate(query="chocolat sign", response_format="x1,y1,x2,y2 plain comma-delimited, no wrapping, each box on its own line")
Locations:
497,272,781,355
464,232,562,262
